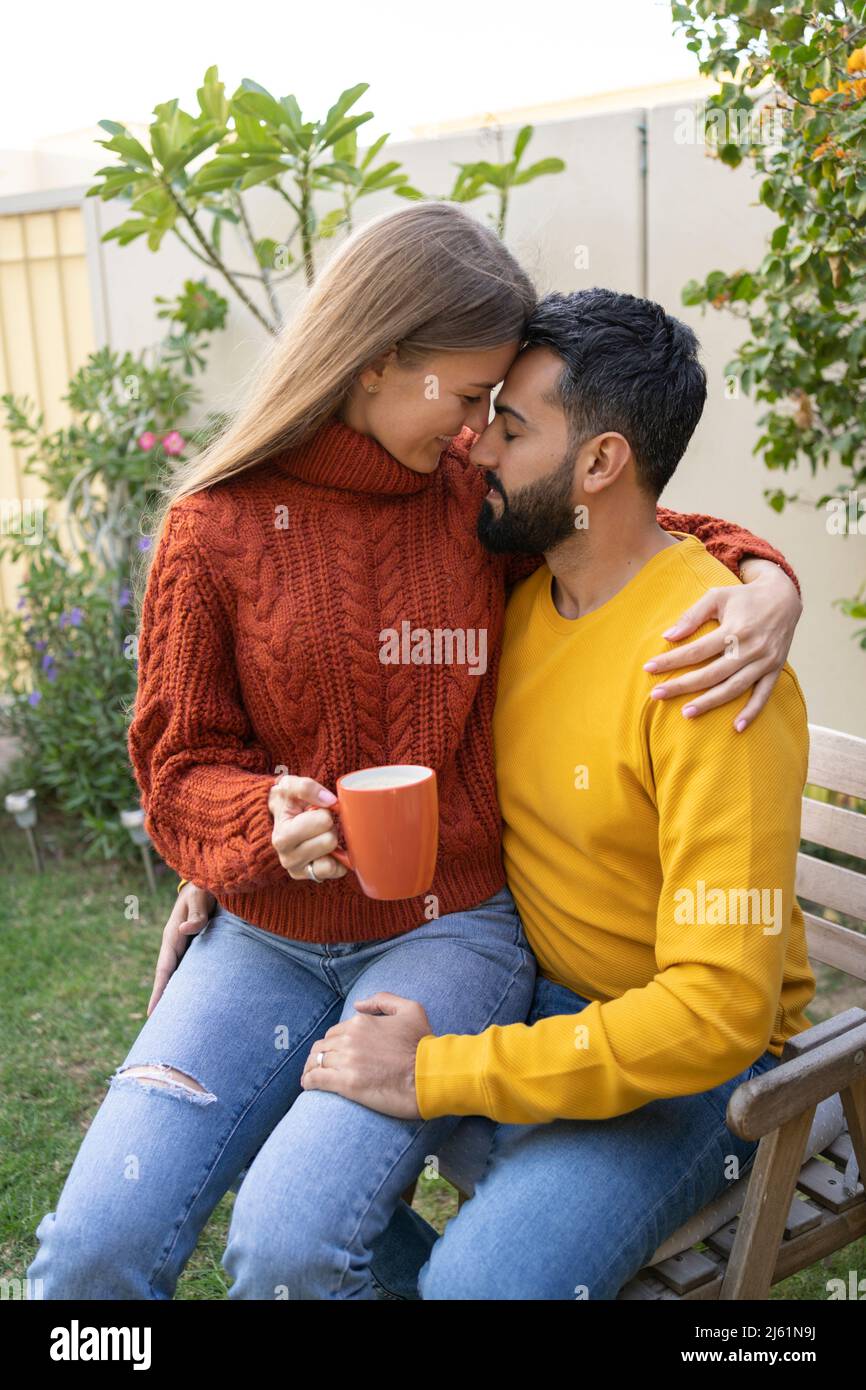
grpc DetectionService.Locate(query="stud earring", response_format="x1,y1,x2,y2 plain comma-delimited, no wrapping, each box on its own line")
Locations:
366,384,378,394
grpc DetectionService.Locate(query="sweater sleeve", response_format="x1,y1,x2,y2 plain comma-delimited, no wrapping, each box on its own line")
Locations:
127,503,287,896
414,666,809,1124
657,507,801,595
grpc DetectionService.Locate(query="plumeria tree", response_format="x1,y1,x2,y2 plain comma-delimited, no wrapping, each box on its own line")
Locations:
674,0,866,645
87,68,420,328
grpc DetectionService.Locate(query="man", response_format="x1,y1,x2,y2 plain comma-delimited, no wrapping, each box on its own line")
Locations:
300,288,816,1299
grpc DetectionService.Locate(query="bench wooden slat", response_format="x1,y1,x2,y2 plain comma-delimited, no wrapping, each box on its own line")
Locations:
807,725,866,800
782,1006,866,1058
705,1195,822,1258
797,852,866,921
797,1155,864,1211
652,1247,717,1295
803,912,866,979
801,797,866,859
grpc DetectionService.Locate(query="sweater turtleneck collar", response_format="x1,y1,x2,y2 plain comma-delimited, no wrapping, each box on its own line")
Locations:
276,417,436,496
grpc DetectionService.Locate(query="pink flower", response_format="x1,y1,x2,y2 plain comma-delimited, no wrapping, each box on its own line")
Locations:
138,431,157,450
162,430,185,456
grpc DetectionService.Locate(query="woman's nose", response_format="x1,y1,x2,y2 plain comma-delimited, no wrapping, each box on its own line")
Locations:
464,399,493,434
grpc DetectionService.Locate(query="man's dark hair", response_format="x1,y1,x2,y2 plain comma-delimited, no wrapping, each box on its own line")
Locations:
523,288,707,498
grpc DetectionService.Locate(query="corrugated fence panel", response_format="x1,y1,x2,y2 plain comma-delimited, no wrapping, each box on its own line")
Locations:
0,205,95,615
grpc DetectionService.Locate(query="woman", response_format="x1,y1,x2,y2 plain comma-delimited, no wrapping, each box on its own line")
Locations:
27,202,802,1300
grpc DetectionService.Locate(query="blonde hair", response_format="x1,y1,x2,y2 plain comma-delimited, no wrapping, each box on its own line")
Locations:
136,201,536,602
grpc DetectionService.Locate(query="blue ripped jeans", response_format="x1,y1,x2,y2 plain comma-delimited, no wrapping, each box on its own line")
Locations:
26,885,536,1299
369,973,783,1300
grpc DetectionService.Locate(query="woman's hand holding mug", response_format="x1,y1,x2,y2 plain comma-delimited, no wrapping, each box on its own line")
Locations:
152,766,436,1013
268,774,348,882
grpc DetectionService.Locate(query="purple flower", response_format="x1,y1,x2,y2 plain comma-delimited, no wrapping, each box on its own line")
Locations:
45,665,58,683
16,596,28,610
33,639,47,651
69,606,83,627
41,652,55,672
118,586,131,608
137,536,152,552
27,690,42,707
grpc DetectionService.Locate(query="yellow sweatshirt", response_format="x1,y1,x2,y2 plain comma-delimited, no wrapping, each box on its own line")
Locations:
414,533,816,1124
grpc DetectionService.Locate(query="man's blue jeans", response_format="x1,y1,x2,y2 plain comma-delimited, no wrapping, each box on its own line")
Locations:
370,973,782,1300
26,885,536,1299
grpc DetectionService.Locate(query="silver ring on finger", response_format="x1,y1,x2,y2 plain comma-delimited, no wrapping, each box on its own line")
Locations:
316,1050,326,1067
305,861,323,884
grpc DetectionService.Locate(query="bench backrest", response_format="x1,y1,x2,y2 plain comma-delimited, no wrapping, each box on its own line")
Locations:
796,724,866,982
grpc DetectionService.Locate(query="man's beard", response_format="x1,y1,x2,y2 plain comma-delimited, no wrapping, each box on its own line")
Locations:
476,451,579,554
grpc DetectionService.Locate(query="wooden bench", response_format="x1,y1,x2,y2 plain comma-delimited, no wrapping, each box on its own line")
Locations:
429,723,866,1300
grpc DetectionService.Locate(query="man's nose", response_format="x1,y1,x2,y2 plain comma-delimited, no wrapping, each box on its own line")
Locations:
469,427,496,471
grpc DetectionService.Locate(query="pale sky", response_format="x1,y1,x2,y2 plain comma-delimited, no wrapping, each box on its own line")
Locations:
1,0,700,147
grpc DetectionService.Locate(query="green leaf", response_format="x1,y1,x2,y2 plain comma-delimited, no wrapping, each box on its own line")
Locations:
319,113,374,151
359,131,389,170
770,224,789,251
511,157,566,185
513,125,533,163
235,79,291,129
681,279,706,306
322,83,370,137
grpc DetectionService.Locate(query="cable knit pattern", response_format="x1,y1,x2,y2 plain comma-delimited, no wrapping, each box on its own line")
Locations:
127,418,800,942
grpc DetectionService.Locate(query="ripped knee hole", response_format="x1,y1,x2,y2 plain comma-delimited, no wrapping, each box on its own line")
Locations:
110,1062,216,1104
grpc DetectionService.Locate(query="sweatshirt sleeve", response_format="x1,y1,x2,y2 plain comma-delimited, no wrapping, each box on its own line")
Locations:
414,666,809,1124
657,507,801,595
127,503,287,896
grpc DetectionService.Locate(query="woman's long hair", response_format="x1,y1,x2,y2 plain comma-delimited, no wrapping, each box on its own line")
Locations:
136,201,537,601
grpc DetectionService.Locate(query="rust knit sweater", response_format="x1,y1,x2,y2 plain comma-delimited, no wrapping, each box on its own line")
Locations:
127,418,799,942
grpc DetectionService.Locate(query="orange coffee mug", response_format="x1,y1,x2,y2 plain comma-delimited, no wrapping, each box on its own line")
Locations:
329,764,438,900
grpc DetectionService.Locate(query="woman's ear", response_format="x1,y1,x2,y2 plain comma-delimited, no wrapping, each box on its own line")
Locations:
358,345,399,394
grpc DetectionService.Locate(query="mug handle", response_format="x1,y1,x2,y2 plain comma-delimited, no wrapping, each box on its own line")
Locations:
327,798,353,872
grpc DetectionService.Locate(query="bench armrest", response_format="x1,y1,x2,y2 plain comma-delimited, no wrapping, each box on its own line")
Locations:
727,1009,866,1141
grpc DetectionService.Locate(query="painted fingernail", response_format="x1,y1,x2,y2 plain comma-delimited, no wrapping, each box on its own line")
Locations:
643,660,658,672
682,704,698,718
651,685,667,698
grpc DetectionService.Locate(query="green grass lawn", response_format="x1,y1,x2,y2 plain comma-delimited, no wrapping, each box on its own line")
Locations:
1,850,862,1300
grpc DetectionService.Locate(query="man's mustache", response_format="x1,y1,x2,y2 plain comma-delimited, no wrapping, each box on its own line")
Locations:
483,471,507,502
